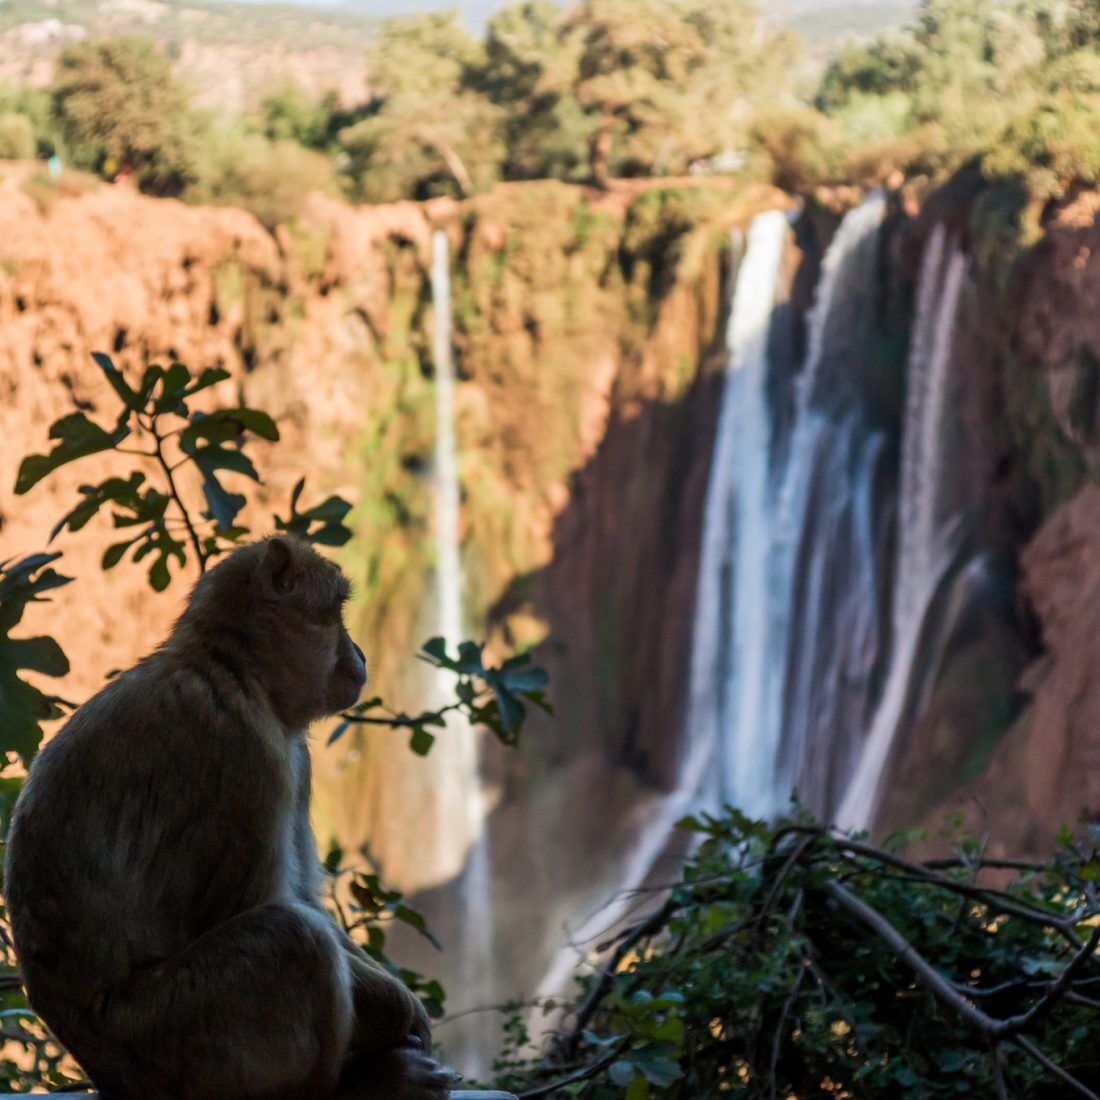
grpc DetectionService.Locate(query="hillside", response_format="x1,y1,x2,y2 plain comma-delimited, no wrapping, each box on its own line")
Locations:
0,0,375,110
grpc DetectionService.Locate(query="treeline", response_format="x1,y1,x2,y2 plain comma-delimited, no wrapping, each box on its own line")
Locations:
2,0,1100,226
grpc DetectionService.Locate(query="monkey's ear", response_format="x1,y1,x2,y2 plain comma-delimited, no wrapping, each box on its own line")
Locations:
259,536,298,599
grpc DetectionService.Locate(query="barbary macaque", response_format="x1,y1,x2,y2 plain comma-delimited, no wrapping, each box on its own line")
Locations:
6,535,458,1099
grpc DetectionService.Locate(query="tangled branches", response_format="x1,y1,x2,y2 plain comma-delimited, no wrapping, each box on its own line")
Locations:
497,811,1100,1098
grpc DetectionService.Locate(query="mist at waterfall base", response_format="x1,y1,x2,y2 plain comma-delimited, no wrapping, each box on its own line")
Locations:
396,203,1001,1070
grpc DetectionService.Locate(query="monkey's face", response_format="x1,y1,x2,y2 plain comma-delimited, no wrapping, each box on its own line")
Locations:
325,626,369,714
250,536,369,725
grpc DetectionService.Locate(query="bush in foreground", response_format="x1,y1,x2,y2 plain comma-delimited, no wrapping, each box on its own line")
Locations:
498,809,1100,1097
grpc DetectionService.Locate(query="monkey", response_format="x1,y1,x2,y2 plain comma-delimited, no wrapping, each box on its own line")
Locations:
5,535,459,1100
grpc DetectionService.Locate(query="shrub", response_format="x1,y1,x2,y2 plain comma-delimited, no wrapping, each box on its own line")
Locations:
498,810,1100,1097
189,132,335,230
0,113,36,161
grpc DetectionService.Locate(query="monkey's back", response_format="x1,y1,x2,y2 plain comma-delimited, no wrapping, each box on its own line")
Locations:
6,653,294,1013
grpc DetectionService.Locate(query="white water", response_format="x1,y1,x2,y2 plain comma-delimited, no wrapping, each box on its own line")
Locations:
429,230,495,1071
686,197,891,822
533,216,786,1002
684,209,791,815
835,225,968,830
770,195,888,812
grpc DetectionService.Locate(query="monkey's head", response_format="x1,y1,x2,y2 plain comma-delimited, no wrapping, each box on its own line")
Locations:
177,535,368,729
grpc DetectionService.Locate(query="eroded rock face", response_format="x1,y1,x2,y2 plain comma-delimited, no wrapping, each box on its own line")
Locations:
881,187,1100,853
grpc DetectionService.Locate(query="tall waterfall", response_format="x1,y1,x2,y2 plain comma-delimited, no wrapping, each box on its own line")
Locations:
686,200,970,831
836,225,968,830
686,196,893,820
533,210,788,1004
429,230,495,1070
685,209,791,816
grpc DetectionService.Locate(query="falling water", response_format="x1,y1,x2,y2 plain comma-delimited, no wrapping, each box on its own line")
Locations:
429,229,495,1071
684,208,791,815
773,195,892,813
533,210,787,1004
836,226,968,830
686,196,892,821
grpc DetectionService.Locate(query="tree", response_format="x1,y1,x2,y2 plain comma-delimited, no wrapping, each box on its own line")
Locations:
339,12,503,202
567,0,778,185
258,82,333,150
472,1,590,181
52,36,200,196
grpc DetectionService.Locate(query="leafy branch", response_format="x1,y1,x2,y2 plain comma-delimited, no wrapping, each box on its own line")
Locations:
332,637,550,755
15,352,351,590
0,554,73,767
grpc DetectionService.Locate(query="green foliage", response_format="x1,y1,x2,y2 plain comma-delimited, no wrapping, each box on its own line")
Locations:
53,36,200,195
325,851,448,1021
187,128,335,229
0,112,35,160
0,554,72,766
331,637,550,756
498,809,1100,1097
16,352,347,589
812,0,1100,212
258,83,334,149
337,11,503,202
565,0,786,183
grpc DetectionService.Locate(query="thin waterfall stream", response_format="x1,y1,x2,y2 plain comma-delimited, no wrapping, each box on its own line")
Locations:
429,229,495,1072
836,225,969,829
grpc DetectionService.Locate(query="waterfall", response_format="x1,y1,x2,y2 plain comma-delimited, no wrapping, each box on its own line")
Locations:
534,211,789,1004
429,230,495,1072
686,196,891,821
835,225,968,830
772,195,891,813
685,208,791,815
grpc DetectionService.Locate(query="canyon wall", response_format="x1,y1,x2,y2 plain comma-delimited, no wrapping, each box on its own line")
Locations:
878,181,1100,854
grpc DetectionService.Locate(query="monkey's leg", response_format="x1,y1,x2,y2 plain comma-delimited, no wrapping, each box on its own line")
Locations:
102,903,354,1100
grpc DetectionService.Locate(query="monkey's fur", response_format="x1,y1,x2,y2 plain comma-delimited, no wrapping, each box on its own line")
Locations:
6,536,457,1099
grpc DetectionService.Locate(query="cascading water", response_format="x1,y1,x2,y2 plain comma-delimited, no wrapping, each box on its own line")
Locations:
686,195,893,821
773,195,894,814
684,208,791,816
685,198,971,832
835,225,968,830
534,210,788,1003
428,229,495,1071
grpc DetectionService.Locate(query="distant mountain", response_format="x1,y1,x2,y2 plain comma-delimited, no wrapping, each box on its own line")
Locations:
0,0,378,110
778,0,916,44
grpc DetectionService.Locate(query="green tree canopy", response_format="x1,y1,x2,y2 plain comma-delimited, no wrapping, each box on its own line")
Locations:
53,36,199,196
339,12,503,202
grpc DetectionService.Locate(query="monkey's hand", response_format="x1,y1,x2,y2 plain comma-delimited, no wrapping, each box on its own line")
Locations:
345,949,433,1053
